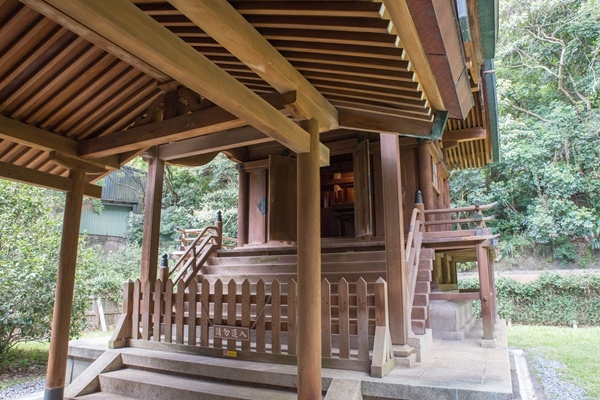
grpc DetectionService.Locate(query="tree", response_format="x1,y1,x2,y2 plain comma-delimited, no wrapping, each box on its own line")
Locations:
0,181,88,358
451,0,600,264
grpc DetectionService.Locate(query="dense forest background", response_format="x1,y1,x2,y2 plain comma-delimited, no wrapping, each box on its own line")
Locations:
452,0,600,266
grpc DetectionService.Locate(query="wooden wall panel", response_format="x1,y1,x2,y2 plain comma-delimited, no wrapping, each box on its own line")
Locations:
248,168,268,244
268,155,297,242
400,148,418,233
353,140,373,238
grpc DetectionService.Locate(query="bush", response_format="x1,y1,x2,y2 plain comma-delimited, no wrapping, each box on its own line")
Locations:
459,273,600,325
0,182,88,360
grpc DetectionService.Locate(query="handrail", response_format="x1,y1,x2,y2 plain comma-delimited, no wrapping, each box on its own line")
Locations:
423,201,497,215
405,207,425,330
169,225,218,278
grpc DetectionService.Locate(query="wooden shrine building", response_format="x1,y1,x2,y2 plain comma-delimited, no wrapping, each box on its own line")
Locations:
0,1,500,399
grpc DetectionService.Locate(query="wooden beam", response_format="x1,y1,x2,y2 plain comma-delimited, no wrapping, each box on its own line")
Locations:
0,161,102,198
443,127,486,142
338,108,432,137
40,0,311,155
158,126,271,161
168,0,338,131
0,115,119,170
381,0,444,111
79,92,286,159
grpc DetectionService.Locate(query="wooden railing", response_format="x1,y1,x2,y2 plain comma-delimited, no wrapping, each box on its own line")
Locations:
169,226,219,287
423,201,497,232
110,277,394,377
405,206,425,327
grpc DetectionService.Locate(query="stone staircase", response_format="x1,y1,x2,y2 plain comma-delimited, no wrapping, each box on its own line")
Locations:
66,348,301,400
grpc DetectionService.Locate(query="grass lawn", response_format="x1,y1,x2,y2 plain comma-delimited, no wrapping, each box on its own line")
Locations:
0,330,113,391
508,325,600,399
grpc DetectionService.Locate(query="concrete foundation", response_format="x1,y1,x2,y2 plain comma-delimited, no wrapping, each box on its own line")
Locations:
429,299,476,340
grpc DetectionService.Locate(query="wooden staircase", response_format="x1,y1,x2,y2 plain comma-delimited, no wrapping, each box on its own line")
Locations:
411,248,433,335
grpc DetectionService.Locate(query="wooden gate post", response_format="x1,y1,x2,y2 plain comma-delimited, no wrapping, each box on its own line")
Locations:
44,168,85,400
477,243,495,342
297,119,322,400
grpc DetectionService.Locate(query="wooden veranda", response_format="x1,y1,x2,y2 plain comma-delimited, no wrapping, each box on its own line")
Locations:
0,1,499,399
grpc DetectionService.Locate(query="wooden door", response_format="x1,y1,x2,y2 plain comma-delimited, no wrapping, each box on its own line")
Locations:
248,168,268,244
353,140,373,238
268,155,297,242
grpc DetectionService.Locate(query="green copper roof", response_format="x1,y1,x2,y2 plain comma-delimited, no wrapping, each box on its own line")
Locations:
478,0,498,59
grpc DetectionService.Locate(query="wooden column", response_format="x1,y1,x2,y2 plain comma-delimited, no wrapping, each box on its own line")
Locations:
380,133,409,345
297,119,322,400
417,141,435,224
45,169,85,400
237,165,249,247
477,243,495,340
140,148,164,283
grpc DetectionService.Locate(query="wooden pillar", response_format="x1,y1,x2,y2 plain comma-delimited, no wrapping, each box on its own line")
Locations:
45,169,85,400
477,243,495,340
237,165,249,247
380,133,409,345
297,119,322,400
140,148,164,283
417,141,435,224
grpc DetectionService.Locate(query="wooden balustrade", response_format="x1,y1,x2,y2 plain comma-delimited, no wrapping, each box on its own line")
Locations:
110,277,394,376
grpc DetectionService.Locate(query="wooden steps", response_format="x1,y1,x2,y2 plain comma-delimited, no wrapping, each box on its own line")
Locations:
411,248,433,335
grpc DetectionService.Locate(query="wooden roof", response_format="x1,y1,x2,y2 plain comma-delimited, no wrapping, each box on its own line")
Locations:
0,0,497,196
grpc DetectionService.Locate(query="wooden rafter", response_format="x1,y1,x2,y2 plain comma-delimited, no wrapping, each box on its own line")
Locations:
158,126,271,161
0,115,119,170
381,0,444,111
0,161,101,198
36,0,317,159
168,0,338,131
78,92,286,159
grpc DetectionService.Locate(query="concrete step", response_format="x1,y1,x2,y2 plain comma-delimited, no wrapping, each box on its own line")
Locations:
98,368,297,400
77,393,136,399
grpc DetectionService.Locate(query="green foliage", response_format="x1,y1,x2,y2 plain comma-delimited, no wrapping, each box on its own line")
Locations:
450,0,600,264
459,273,600,325
127,153,239,247
0,181,87,360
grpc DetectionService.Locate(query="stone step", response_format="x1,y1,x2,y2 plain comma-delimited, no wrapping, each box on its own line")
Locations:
77,393,136,400
98,368,297,400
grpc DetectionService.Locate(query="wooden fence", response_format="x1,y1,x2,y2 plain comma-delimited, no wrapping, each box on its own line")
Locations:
110,277,394,376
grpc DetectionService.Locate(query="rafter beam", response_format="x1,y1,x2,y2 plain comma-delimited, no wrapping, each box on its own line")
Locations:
39,0,313,156
0,115,119,171
338,108,433,137
381,0,444,111
158,126,271,161
79,92,287,159
168,0,338,131
442,127,486,142
0,161,102,198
